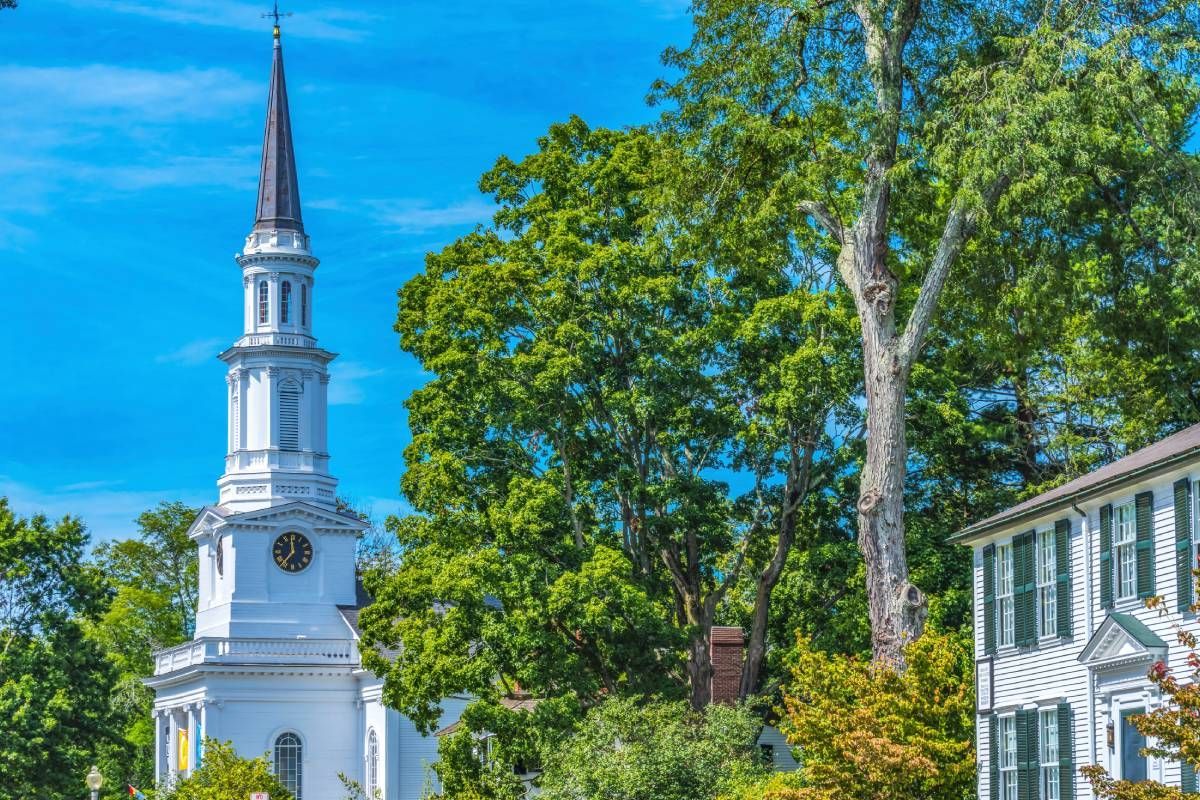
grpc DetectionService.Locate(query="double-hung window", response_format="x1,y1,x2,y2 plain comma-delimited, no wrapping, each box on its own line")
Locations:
1040,709,1060,800
998,714,1018,800
1037,530,1057,638
997,543,1015,647
1116,502,1137,599
258,280,270,325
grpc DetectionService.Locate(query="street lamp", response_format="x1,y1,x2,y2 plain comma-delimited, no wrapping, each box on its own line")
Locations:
85,766,103,800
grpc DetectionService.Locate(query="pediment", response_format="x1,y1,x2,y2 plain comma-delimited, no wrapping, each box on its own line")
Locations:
187,505,233,539
1078,612,1168,670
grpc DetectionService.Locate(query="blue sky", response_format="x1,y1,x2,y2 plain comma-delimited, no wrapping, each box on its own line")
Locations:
0,0,691,540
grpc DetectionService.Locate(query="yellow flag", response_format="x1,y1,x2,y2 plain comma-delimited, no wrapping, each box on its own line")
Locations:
178,727,189,770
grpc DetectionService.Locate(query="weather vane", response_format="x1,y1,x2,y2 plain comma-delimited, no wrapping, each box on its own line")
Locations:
262,0,291,31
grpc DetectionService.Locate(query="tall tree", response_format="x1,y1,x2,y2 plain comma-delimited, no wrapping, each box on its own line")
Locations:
657,0,1200,663
363,117,856,716
88,501,199,790
0,498,114,800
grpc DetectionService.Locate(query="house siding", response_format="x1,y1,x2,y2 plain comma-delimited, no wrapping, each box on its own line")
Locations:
971,461,1199,799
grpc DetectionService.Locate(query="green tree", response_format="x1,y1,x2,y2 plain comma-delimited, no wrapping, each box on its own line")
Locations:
155,739,292,800
0,498,115,800
536,697,768,800
656,0,1200,664
89,501,199,790
363,116,857,719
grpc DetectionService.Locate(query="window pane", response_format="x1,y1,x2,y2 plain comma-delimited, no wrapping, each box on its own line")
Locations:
274,733,302,800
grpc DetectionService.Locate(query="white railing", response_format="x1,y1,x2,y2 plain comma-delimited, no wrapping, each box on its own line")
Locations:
238,333,315,348
153,637,359,675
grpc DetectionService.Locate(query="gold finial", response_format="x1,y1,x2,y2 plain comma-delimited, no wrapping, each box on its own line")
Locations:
273,24,280,38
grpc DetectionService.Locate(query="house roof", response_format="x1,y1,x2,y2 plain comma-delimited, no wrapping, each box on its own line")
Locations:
434,695,542,737
951,422,1200,543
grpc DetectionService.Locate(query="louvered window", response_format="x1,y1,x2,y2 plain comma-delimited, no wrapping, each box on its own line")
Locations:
279,384,300,451
281,280,292,324
258,280,270,324
301,283,308,326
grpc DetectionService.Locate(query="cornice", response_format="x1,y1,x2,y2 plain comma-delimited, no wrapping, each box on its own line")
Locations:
237,252,320,269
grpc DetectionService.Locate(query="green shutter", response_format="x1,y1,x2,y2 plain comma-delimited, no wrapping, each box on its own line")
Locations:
984,544,997,655
1058,703,1074,799
1101,504,1114,609
1184,759,1198,793
990,714,1000,800
1137,491,1156,599
1015,531,1038,648
1016,709,1037,800
1176,478,1193,613
1055,519,1072,639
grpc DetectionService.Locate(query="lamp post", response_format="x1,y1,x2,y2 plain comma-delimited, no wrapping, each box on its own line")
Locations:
85,766,103,800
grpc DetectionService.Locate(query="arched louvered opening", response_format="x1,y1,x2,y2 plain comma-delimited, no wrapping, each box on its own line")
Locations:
279,383,301,451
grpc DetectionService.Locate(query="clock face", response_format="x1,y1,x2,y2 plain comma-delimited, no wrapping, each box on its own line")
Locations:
272,531,313,573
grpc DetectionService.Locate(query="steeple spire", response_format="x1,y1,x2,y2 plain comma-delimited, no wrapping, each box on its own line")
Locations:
254,24,303,233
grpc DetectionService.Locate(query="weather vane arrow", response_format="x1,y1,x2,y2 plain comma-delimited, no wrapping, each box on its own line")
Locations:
262,0,292,31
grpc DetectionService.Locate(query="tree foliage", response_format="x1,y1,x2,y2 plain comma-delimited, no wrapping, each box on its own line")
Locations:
363,114,858,725
727,629,975,800
154,739,292,800
0,498,115,800
536,697,768,800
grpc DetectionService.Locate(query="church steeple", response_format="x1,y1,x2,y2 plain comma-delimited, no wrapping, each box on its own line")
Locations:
254,26,303,234
218,25,337,512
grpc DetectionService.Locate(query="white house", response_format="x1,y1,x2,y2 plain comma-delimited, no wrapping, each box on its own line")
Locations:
144,25,466,800
954,423,1200,798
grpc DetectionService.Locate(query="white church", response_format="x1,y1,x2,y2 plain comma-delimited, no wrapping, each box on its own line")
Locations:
145,25,466,799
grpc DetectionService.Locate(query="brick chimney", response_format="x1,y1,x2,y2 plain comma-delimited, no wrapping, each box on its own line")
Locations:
709,626,744,705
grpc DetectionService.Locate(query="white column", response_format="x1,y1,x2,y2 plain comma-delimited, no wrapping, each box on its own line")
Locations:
167,711,178,780
153,710,162,785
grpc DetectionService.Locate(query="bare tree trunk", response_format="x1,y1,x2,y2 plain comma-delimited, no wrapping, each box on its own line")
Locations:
859,338,926,665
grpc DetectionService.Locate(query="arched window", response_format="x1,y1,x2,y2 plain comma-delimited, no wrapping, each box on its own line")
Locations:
300,283,308,327
365,729,379,798
258,281,269,324
278,382,301,451
274,732,302,799
280,280,292,324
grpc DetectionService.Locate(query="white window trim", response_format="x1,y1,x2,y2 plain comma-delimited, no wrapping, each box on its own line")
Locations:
1115,501,1137,600
1039,708,1060,800
1037,529,1057,640
997,543,1015,648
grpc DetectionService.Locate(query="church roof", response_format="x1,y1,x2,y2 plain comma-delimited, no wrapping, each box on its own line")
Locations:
254,28,304,233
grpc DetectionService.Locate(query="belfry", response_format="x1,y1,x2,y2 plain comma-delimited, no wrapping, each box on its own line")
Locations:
146,25,465,800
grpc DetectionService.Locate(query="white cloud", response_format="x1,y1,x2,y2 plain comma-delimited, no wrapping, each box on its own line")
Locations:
63,0,379,42
58,479,125,492
155,337,227,366
0,475,207,543
328,361,387,406
0,64,259,120
367,198,495,234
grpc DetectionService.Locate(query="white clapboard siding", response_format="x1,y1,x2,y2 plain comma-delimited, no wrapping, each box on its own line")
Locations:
971,461,1200,799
